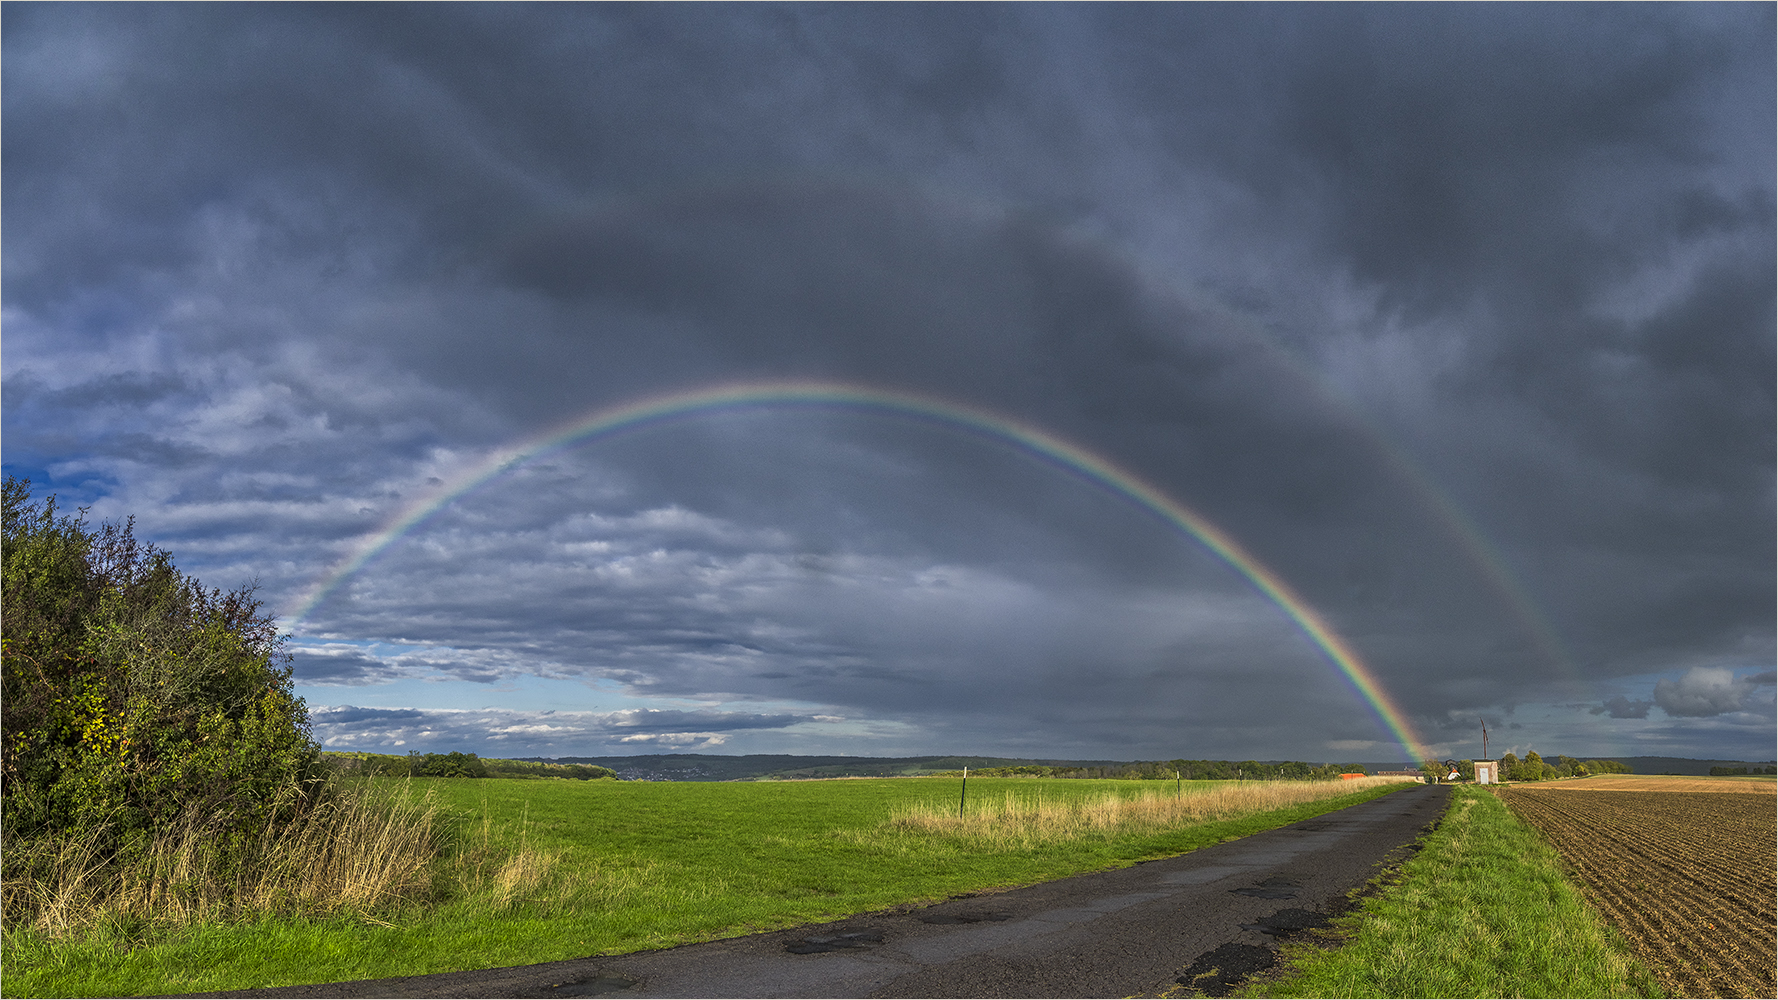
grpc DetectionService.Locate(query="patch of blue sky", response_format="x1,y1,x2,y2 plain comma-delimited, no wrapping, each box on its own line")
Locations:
2,459,114,507
287,638,840,720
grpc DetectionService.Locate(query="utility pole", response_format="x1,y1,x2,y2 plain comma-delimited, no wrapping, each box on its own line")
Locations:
1481,719,1489,762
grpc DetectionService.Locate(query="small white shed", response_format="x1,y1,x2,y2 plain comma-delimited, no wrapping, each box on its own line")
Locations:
1474,760,1499,784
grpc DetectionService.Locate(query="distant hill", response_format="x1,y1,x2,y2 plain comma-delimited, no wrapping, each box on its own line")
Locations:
529,754,1366,782
1356,756,1777,776
535,754,1132,781
1603,756,1776,776
528,752,1778,781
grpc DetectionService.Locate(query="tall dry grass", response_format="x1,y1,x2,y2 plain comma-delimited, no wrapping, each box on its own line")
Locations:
881,776,1408,849
447,796,561,911
3,781,442,936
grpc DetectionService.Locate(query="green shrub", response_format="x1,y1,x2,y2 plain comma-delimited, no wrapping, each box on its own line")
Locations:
2,477,322,866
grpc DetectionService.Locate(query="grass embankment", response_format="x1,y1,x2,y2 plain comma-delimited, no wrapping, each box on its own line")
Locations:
1246,786,1660,999
4,775,1411,997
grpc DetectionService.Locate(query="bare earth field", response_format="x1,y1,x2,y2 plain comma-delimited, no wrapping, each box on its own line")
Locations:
1504,779,1776,998
1519,774,1777,795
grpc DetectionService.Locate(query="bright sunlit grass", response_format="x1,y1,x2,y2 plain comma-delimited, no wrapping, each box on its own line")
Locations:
880,775,1406,849
1245,786,1659,999
3,775,1414,998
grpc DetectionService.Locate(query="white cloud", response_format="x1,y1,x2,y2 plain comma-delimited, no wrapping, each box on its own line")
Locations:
1654,667,1773,718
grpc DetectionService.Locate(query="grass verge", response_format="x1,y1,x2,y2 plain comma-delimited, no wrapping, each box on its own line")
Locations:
1242,786,1661,999
882,776,1405,848
4,776,1412,997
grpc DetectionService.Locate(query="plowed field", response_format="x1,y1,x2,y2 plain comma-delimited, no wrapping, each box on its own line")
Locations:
1525,775,1776,795
1505,785,1775,998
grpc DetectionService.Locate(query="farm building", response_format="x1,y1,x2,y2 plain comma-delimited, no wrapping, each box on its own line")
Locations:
1474,760,1499,784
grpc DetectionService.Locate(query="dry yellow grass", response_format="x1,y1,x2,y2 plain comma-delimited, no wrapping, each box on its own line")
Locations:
3,782,443,936
881,776,1407,849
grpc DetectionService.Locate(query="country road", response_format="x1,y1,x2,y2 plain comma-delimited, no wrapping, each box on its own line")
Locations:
180,784,1449,1000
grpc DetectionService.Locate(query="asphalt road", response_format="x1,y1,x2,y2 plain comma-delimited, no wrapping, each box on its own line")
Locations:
181,783,1449,1000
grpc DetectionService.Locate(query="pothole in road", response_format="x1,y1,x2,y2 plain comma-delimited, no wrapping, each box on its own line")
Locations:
785,928,884,954
1240,907,1332,937
548,974,640,996
1175,942,1276,997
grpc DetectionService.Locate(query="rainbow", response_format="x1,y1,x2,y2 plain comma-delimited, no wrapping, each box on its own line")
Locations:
288,379,1432,762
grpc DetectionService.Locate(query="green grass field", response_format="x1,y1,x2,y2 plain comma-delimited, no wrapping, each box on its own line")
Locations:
3,776,1410,997
1244,786,1661,999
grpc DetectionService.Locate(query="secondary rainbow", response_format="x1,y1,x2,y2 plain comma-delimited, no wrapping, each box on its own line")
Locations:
288,379,1432,762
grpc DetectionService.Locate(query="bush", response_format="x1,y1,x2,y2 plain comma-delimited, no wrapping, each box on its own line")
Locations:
2,478,323,864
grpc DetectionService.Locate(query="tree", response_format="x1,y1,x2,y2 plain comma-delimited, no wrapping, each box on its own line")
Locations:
2,477,321,855
1515,750,1555,782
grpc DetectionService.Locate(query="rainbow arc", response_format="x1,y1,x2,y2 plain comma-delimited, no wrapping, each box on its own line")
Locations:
288,379,1432,762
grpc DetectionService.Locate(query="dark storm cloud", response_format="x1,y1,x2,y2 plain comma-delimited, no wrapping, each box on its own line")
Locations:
5,4,1770,759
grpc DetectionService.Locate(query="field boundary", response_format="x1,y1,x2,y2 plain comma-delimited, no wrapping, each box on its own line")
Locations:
1234,785,1658,999
1504,784,1776,998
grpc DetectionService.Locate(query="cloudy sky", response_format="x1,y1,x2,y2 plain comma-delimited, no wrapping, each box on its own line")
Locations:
6,4,1772,764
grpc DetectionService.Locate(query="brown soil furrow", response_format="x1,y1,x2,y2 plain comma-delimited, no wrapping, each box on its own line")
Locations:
1504,786,1775,999
1512,794,1765,905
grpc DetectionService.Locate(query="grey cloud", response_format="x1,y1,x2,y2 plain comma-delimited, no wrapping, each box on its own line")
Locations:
5,5,1770,761
290,647,390,686
1590,696,1654,720
605,710,804,732
1653,667,1769,718
307,704,816,755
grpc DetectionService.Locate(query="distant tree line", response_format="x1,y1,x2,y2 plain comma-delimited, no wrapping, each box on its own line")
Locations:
1709,765,1776,775
1417,753,1634,783
1497,752,1633,781
326,750,615,780
933,760,1370,781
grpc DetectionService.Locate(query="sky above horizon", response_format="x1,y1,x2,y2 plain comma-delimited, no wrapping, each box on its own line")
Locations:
6,4,1773,764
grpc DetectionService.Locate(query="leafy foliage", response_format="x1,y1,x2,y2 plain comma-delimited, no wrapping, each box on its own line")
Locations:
1,477,322,857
